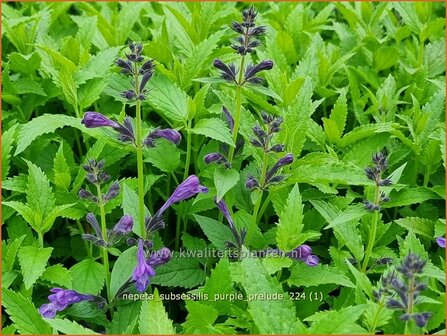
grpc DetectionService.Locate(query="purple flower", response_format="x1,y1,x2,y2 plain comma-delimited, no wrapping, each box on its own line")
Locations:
244,60,274,83
86,213,102,239
222,106,234,131
245,174,259,190
158,175,208,215
286,245,312,260
104,181,120,201
38,288,95,319
81,112,120,129
112,215,133,234
144,128,182,147
203,153,230,168
265,153,294,182
213,59,237,82
214,197,235,231
147,247,171,267
132,239,156,292
305,255,319,267
436,237,446,248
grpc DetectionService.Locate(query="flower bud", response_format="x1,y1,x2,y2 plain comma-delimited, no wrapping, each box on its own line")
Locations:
81,112,120,129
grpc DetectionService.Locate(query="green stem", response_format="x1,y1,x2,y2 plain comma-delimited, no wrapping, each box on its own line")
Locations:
175,214,182,251
38,232,44,248
133,63,146,239
246,151,269,246
227,55,245,164
96,185,111,306
361,185,381,272
423,166,431,187
369,296,385,334
404,276,415,335
183,121,192,181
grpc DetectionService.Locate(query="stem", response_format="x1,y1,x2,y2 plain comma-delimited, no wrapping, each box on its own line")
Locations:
175,214,182,251
134,63,146,239
423,166,431,187
405,276,415,335
76,219,92,257
38,232,44,248
227,55,246,164
246,151,269,246
96,185,111,306
369,296,385,334
258,191,273,222
183,121,192,181
361,185,381,272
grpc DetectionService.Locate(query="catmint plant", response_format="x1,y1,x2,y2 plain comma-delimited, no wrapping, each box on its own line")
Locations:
361,151,391,272
212,6,273,164
373,254,432,333
82,42,182,240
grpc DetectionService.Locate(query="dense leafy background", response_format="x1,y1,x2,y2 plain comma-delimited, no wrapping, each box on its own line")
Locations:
1,1,446,335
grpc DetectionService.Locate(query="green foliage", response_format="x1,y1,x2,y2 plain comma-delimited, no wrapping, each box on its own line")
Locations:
70,259,105,295
139,288,175,334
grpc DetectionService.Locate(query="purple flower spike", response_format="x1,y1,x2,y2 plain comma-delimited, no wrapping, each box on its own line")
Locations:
214,197,235,231
132,239,156,292
265,153,294,182
158,175,208,216
39,288,95,319
436,237,446,248
305,255,319,267
113,215,133,234
144,128,182,147
81,112,120,129
148,247,171,267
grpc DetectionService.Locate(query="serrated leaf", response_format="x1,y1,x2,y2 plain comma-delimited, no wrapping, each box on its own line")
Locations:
44,318,99,334
394,217,435,239
18,246,53,289
214,167,239,201
25,160,55,221
53,143,71,189
330,88,348,134
306,305,367,334
151,255,206,289
110,246,137,299
144,141,180,173
325,204,368,229
107,301,141,334
122,185,150,238
262,256,293,275
2,288,52,334
9,51,41,75
70,259,105,295
289,263,355,288
182,301,219,334
244,84,283,102
276,184,304,252
194,214,234,251
3,235,25,272
139,288,175,334
2,124,18,180
191,118,234,146
40,264,73,288
240,253,297,334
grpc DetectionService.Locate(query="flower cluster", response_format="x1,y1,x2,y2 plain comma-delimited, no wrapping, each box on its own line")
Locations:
373,253,432,328
213,6,273,86
82,213,133,247
116,42,154,101
39,288,104,319
363,152,391,211
246,112,293,190
79,159,117,202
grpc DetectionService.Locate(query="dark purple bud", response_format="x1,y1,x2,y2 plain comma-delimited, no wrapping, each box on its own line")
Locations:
222,106,234,131
117,116,136,143
116,58,133,74
305,255,319,267
267,175,285,184
252,125,267,143
413,312,432,327
372,290,381,301
250,139,264,148
86,173,97,184
78,189,94,200
269,144,285,152
213,59,237,82
364,167,378,181
245,60,274,82
363,200,379,212
144,128,182,147
213,197,235,231
436,237,446,248
157,175,208,216
286,244,312,260
204,153,229,167
139,71,153,91
400,313,411,321
266,153,294,181
39,288,95,319
378,179,392,186
81,234,103,246
112,215,133,234
397,253,427,278
270,117,283,132
147,247,171,267
98,172,110,183
126,237,138,246
231,21,244,34
145,215,166,233
86,213,102,239
120,90,136,100
104,181,120,201
140,59,154,74
249,26,266,36
245,174,259,190
81,112,120,129
372,151,388,171
386,298,405,309
242,6,257,26
132,239,155,292
377,257,393,264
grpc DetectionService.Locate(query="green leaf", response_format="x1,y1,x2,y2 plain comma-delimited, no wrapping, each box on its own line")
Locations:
329,88,348,135
53,143,71,189
325,204,368,229
110,246,137,299
122,185,150,238
214,167,239,201
144,141,180,173
288,263,355,288
276,184,304,252
191,118,234,147
244,84,283,102
240,253,297,334
323,117,342,144
44,318,99,334
2,288,52,334
139,288,175,334
25,160,55,221
40,264,73,288
262,256,293,275
382,187,441,208
394,217,435,239
374,45,400,71
147,73,188,122
151,255,206,289
194,214,234,251
306,305,367,334
193,77,228,84
18,246,53,289
2,201,35,229
70,259,105,295
2,124,18,180
9,52,41,75
107,301,141,334
182,301,219,334
3,235,26,273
